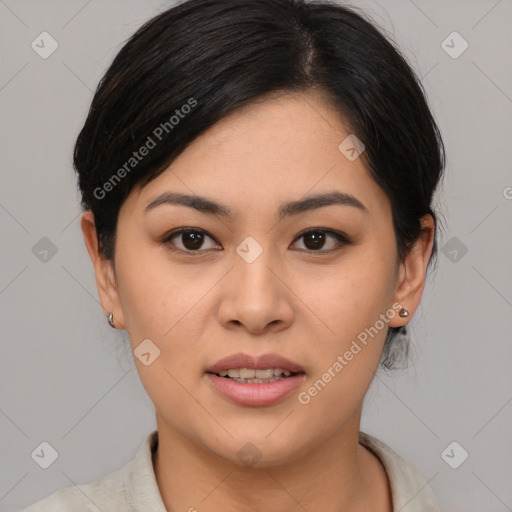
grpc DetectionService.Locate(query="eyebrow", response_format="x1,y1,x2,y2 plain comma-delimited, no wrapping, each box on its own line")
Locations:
144,190,368,220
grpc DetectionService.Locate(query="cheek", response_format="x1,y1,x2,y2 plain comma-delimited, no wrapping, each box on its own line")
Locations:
302,246,397,345
293,243,397,407
114,246,212,412
114,239,178,339
115,241,218,360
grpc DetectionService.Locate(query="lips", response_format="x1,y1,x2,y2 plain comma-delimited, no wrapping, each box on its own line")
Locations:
206,372,305,406
206,352,305,375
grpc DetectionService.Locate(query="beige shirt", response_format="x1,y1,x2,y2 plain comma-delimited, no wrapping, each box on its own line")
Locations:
22,429,440,511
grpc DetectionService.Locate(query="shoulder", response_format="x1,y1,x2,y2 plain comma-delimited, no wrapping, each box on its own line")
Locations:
20,461,131,512
21,430,165,512
359,432,440,512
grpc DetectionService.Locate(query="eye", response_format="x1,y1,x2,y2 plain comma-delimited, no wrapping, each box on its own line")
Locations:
290,229,350,253
161,228,220,254
161,227,350,255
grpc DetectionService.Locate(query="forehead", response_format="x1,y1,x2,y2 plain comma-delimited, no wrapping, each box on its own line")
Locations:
128,91,390,220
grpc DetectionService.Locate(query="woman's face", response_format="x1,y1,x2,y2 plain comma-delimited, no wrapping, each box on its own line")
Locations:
84,91,432,467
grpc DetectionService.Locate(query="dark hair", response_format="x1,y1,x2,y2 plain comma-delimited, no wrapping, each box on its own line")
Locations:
73,0,445,369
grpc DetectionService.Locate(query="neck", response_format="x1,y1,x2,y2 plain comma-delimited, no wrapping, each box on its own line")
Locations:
152,410,392,512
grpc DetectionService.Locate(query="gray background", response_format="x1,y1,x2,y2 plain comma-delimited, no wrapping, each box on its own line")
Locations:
1,0,511,510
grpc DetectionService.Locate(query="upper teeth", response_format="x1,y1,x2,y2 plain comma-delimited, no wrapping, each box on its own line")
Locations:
218,368,293,379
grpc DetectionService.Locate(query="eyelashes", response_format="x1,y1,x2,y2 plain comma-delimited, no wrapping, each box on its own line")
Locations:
160,227,351,256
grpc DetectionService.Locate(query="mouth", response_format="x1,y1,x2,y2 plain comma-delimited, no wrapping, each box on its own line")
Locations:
205,353,306,406
206,368,305,384
205,369,306,407
205,352,306,383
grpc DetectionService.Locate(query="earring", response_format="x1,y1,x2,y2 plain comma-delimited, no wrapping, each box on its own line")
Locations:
399,308,409,318
108,312,116,329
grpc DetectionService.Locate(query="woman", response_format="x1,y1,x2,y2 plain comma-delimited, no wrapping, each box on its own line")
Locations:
23,0,445,510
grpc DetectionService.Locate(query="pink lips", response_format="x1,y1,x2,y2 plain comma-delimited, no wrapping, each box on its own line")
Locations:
206,373,305,406
206,352,305,374
205,352,306,407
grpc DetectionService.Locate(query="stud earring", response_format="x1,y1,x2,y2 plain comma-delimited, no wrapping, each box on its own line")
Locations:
108,312,116,329
399,308,409,318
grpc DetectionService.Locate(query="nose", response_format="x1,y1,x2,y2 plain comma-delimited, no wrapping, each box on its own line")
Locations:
217,242,294,335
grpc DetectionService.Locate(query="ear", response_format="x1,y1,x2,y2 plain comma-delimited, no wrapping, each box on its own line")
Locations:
388,214,435,328
80,211,125,329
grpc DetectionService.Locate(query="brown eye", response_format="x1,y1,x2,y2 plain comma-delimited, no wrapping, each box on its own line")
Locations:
162,228,220,253
161,227,350,256
291,229,350,253
302,231,326,250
